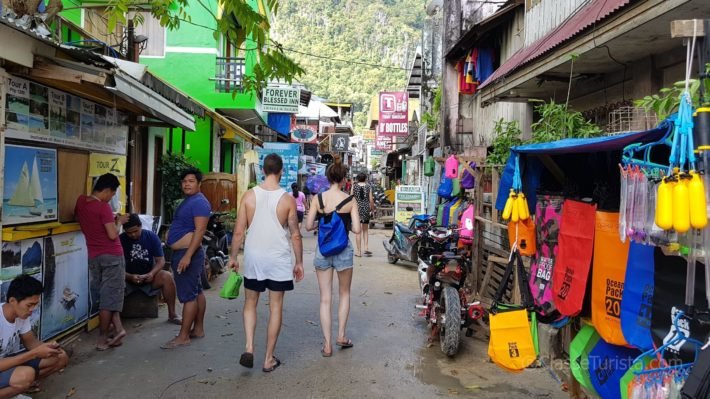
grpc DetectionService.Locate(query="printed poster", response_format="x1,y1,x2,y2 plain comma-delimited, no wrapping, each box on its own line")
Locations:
49,89,67,138
29,82,49,135
5,76,30,132
394,185,424,224
256,143,301,190
2,145,58,226
41,232,89,340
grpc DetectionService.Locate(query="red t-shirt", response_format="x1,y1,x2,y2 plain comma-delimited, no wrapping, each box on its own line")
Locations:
74,195,123,259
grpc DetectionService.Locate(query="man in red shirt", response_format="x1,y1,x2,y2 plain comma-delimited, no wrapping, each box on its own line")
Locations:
75,173,129,351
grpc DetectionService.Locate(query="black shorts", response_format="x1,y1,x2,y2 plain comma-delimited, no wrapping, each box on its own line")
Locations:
297,211,304,223
244,278,294,292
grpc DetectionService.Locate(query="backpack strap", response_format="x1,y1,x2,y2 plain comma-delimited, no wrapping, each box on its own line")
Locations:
317,193,326,213
335,195,354,212
492,252,517,309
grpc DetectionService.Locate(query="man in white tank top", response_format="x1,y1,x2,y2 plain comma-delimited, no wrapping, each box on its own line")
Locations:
228,153,304,373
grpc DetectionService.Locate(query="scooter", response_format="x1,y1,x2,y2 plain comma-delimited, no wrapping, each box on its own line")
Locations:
203,199,231,281
383,212,432,265
416,252,484,357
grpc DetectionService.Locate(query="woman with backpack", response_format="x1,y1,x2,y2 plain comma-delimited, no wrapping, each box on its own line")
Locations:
305,155,361,357
351,173,375,257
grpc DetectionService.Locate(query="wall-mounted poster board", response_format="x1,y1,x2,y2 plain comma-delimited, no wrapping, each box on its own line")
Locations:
41,232,89,341
3,144,57,226
5,76,128,155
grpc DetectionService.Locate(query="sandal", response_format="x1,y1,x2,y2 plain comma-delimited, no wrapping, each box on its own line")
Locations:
262,356,282,372
239,352,254,368
160,340,190,350
321,347,332,357
336,339,354,348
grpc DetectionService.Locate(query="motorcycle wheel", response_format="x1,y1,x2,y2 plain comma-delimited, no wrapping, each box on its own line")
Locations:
387,253,398,264
439,286,461,357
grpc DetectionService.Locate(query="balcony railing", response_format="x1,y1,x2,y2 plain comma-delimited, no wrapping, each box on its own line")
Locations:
214,57,245,92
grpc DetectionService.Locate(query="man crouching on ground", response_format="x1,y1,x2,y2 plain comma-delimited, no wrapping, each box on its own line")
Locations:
0,275,69,398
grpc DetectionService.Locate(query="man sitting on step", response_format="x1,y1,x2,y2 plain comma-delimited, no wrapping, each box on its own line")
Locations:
120,214,181,324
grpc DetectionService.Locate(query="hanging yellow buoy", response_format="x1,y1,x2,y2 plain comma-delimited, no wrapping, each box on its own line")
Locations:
656,178,674,230
673,176,690,233
688,171,708,229
517,194,529,220
502,190,515,220
511,193,520,223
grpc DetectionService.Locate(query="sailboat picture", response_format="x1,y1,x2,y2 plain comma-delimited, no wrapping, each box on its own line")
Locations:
3,145,57,226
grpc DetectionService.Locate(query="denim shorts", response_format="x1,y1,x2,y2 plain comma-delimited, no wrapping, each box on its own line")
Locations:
314,241,354,272
0,358,40,388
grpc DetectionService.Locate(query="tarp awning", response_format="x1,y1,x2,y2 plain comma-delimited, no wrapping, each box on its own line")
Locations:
495,123,670,211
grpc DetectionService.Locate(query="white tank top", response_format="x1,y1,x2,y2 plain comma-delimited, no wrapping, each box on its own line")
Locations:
243,186,293,281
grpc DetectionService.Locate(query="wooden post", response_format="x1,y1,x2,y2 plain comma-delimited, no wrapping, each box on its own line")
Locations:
670,19,708,38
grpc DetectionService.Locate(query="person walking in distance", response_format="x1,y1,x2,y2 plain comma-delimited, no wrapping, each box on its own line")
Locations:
229,154,304,372
351,173,375,257
162,168,211,349
305,155,361,357
74,173,129,351
292,183,307,231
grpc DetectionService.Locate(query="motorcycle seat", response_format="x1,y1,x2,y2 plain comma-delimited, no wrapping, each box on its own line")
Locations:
431,252,462,261
398,225,414,235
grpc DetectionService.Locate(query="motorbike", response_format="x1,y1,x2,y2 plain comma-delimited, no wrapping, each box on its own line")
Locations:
416,250,484,357
383,213,433,264
417,224,459,261
203,199,231,281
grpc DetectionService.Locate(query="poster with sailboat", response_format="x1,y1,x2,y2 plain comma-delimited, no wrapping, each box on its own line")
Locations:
3,145,57,226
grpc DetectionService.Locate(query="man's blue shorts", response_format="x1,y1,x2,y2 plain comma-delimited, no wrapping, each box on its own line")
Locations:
171,248,204,303
0,357,40,388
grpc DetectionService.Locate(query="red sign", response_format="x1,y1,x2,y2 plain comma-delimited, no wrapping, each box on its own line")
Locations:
378,91,408,137
375,133,392,151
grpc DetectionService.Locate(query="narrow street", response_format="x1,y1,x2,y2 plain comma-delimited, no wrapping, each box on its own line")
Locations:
37,230,565,399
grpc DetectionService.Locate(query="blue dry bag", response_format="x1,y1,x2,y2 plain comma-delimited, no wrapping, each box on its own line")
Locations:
317,193,351,257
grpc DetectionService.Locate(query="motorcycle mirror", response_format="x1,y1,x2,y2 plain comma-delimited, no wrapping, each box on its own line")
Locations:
406,206,414,211
221,199,230,205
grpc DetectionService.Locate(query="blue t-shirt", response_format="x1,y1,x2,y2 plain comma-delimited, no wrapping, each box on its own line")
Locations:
120,230,164,275
166,193,211,246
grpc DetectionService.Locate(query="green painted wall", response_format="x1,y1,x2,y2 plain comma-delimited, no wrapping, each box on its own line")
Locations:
181,117,212,173
60,1,82,26
166,4,217,48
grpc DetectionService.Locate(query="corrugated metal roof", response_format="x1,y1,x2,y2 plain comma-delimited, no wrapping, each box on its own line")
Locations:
479,0,632,89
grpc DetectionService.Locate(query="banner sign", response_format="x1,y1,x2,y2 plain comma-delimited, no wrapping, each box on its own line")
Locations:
5,76,128,155
394,185,424,224
378,91,408,137
256,143,301,190
262,87,300,113
331,134,350,152
363,129,376,143
290,125,317,144
88,153,127,176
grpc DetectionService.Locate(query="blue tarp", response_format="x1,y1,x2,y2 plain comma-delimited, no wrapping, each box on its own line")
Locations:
267,113,292,137
495,125,669,211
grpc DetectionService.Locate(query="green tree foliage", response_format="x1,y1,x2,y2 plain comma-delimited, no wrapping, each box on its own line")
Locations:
530,100,602,143
100,0,304,93
488,119,522,168
158,152,197,222
271,0,424,132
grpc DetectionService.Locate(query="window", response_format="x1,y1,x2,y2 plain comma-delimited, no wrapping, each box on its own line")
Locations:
135,12,165,57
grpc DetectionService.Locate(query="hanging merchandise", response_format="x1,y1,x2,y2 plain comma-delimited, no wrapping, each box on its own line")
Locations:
502,155,530,223
442,198,462,227
424,157,435,177
620,243,655,351
591,211,631,346
587,338,641,399
681,346,710,399
488,251,537,372
459,204,475,245
508,218,536,257
528,194,564,323
553,199,597,317
460,162,476,189
569,324,601,397
651,249,710,363
445,155,459,179
450,169,462,197
437,169,453,199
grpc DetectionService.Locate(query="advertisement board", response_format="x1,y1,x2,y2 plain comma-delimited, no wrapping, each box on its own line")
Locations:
256,143,301,190
394,185,424,224
375,133,392,151
330,134,350,152
262,87,300,113
378,91,408,137
3,145,57,226
290,125,318,144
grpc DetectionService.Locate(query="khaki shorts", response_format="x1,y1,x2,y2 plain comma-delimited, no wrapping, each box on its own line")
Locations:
89,255,126,312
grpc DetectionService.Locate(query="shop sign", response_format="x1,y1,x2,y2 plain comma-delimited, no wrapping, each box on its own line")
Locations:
262,87,300,113
394,185,424,224
88,153,127,176
378,91,408,137
290,125,317,144
2,144,57,226
362,129,376,142
256,143,301,190
331,134,349,152
5,76,128,155
375,133,392,151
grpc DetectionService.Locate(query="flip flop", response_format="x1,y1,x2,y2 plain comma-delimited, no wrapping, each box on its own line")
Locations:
160,340,190,350
167,318,183,325
107,329,126,347
336,339,354,348
262,356,281,372
239,352,254,368
95,343,110,351
364,251,372,255
321,347,332,357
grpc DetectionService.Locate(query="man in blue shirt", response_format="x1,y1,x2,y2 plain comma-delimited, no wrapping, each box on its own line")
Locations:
120,214,180,325
162,168,211,349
